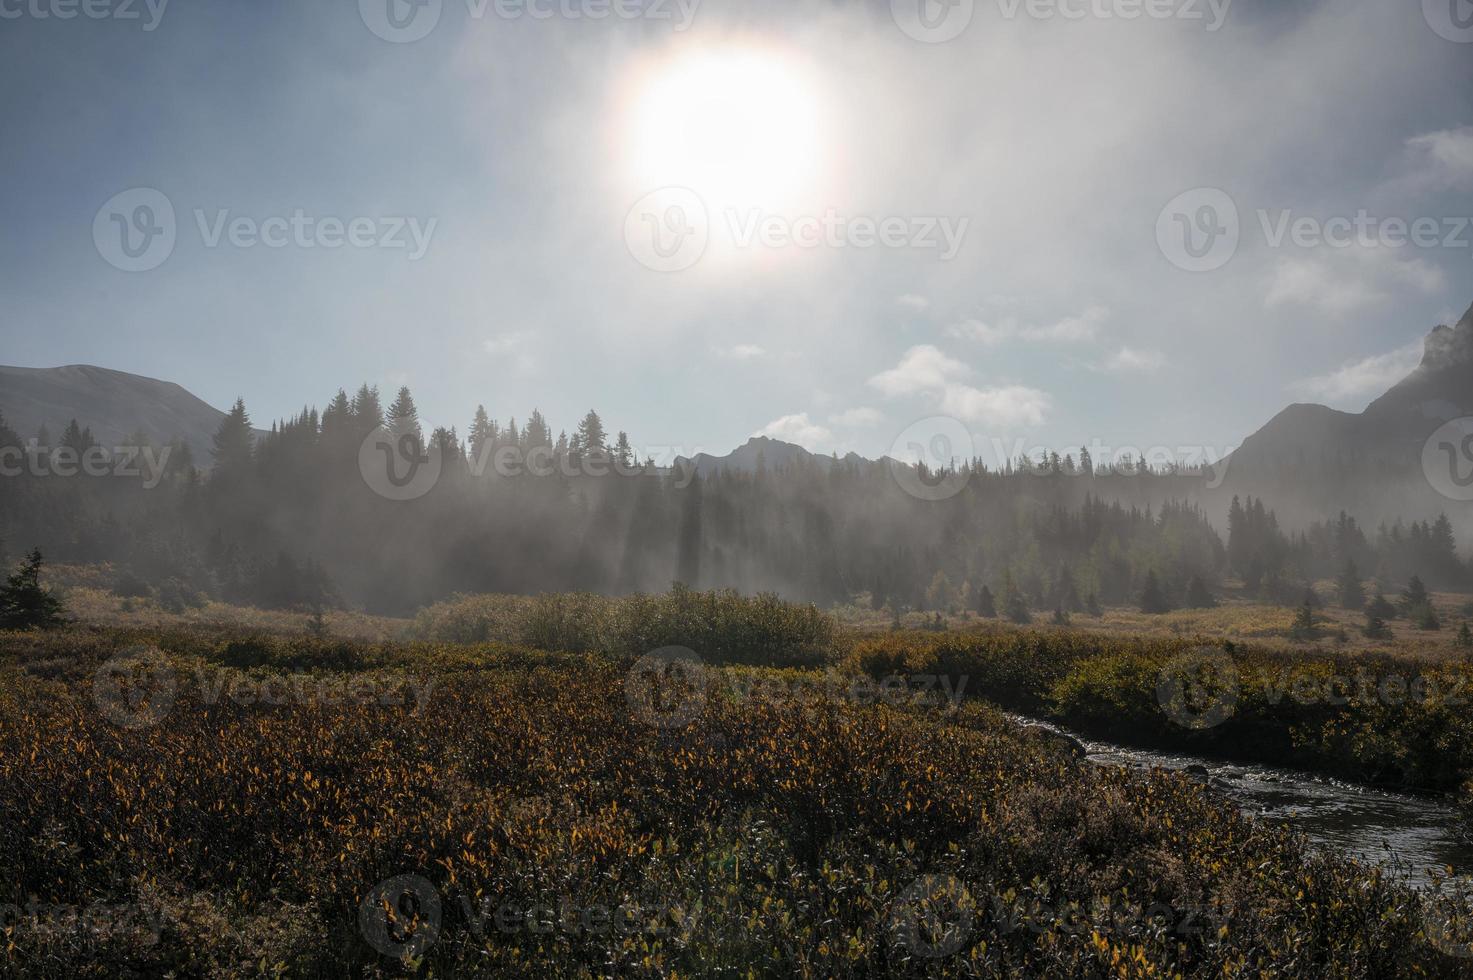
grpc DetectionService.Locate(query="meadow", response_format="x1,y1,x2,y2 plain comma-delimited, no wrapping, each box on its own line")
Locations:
4,589,1473,976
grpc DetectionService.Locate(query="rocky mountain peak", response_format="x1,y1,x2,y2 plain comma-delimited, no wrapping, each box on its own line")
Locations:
1420,301,1473,371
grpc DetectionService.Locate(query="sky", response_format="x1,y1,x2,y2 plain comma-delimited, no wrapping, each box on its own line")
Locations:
2,0,1471,469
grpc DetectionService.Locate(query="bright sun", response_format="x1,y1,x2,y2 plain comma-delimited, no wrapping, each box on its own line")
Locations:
623,46,828,213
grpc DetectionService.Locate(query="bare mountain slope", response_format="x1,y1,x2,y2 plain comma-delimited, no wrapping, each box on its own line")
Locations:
0,364,243,464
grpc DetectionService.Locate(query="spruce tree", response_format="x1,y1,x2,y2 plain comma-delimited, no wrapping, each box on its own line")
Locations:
1086,591,1103,617
1184,575,1215,609
1401,575,1431,616
1363,609,1392,640
0,549,65,630
1455,622,1472,650
211,398,255,472
386,387,422,441
1336,560,1365,610
976,585,997,618
1368,594,1398,621
1289,596,1317,641
577,410,607,454
1139,570,1171,614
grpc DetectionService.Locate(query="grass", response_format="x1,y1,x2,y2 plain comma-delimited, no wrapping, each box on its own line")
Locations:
2,622,1470,977
836,586,1473,659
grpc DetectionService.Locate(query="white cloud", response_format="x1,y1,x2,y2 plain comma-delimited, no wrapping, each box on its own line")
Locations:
483,331,536,371
754,413,833,450
1404,126,1473,190
1099,347,1167,373
1264,251,1444,318
938,383,1051,429
714,344,767,360
483,331,532,354
897,294,929,312
829,406,884,427
944,306,1108,346
944,317,1016,346
1024,306,1108,343
1290,342,1422,403
867,345,969,396
867,346,1049,429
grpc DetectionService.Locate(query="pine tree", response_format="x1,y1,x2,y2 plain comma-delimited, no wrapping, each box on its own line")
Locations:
468,406,494,460
1401,575,1431,615
0,549,65,630
1005,589,1031,625
386,387,421,441
1368,593,1398,620
1455,622,1472,650
577,410,607,454
926,571,956,613
1139,570,1171,614
351,384,384,431
1417,604,1442,631
211,398,255,472
1086,591,1103,617
1363,609,1392,640
1184,575,1215,609
1051,605,1070,626
1336,560,1366,610
976,585,997,618
1289,595,1317,641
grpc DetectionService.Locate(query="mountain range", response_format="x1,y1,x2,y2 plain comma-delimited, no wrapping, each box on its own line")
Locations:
3,299,1469,529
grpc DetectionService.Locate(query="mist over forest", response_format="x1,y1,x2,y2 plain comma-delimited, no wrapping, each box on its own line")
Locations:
3,374,1468,618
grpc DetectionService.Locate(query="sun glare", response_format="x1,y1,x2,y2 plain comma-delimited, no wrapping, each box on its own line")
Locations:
623,46,828,214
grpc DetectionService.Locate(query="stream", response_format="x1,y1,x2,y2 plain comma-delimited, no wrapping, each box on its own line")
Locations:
1011,715,1473,889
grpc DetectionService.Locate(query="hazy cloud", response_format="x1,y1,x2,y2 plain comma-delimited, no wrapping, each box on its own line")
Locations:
754,413,833,450
715,344,768,360
867,345,969,397
1290,341,1423,404
945,306,1108,346
1099,347,1167,373
938,383,1052,429
829,406,884,427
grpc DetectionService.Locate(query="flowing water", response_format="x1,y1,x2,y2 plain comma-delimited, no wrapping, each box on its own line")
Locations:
1011,715,1473,889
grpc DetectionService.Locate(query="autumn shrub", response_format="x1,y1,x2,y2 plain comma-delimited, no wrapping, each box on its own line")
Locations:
0,624,1465,977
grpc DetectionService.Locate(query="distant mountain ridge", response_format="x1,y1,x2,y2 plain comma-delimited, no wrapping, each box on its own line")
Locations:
1218,300,1473,528
674,435,880,477
0,364,246,464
